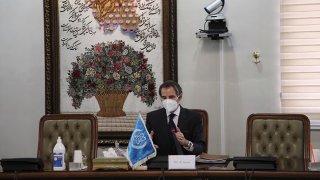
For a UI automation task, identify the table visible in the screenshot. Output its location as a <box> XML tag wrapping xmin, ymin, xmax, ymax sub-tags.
<box><xmin>1</xmin><ymin>169</ymin><xmax>320</xmax><ymax>180</ymax></box>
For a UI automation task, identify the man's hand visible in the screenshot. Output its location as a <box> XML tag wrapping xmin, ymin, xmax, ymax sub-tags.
<box><xmin>175</xmin><ymin>127</ymin><xmax>189</xmax><ymax>146</ymax></box>
<box><xmin>150</xmin><ymin>130</ymin><xmax>159</xmax><ymax>149</ymax></box>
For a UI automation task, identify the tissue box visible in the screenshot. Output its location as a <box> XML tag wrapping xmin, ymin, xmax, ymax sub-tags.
<box><xmin>309</xmin><ymin>162</ymin><xmax>320</xmax><ymax>171</ymax></box>
<box><xmin>92</xmin><ymin>157</ymin><xmax>129</xmax><ymax>171</ymax></box>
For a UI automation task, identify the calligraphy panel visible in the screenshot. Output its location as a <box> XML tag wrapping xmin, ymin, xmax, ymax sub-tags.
<box><xmin>44</xmin><ymin>0</ymin><xmax>177</xmax><ymax>114</ymax></box>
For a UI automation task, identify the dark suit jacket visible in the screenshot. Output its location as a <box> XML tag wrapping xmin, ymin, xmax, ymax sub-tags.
<box><xmin>146</xmin><ymin>106</ymin><xmax>205</xmax><ymax>155</ymax></box>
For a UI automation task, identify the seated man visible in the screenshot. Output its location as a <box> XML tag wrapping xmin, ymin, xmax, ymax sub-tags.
<box><xmin>146</xmin><ymin>80</ymin><xmax>205</xmax><ymax>155</ymax></box>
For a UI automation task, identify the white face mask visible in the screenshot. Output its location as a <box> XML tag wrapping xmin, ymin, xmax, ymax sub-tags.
<box><xmin>162</xmin><ymin>99</ymin><xmax>178</xmax><ymax>113</ymax></box>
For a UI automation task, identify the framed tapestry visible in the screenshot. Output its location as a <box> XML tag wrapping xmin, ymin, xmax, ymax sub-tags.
<box><xmin>44</xmin><ymin>0</ymin><xmax>177</xmax><ymax>115</ymax></box>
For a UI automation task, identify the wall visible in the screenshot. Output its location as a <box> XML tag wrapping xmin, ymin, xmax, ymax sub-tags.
<box><xmin>3</xmin><ymin>0</ymin><xmax>317</xmax><ymax>159</ymax></box>
<box><xmin>178</xmin><ymin>0</ymin><xmax>280</xmax><ymax>155</ymax></box>
<box><xmin>0</xmin><ymin>0</ymin><xmax>44</xmax><ymax>158</ymax></box>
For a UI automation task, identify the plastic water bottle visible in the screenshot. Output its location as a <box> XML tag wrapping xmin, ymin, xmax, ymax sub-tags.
<box><xmin>53</xmin><ymin>136</ymin><xmax>66</xmax><ymax>171</ymax></box>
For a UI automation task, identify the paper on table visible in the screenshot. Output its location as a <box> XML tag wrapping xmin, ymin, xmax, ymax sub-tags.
<box><xmin>196</xmin><ymin>153</ymin><xmax>229</xmax><ymax>164</ymax></box>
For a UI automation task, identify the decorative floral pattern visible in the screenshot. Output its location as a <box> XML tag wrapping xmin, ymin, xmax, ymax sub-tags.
<box><xmin>67</xmin><ymin>40</ymin><xmax>156</xmax><ymax>109</ymax></box>
<box><xmin>86</xmin><ymin>0</ymin><xmax>141</xmax><ymax>32</ymax></box>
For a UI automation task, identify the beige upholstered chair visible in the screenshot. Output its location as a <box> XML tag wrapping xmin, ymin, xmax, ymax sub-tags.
<box><xmin>191</xmin><ymin>109</ymin><xmax>209</xmax><ymax>153</ymax></box>
<box><xmin>246</xmin><ymin>113</ymin><xmax>310</xmax><ymax>171</ymax></box>
<box><xmin>37</xmin><ymin>114</ymin><xmax>97</xmax><ymax>171</ymax></box>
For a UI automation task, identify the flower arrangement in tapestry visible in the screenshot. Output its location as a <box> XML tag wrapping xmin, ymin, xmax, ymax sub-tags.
<box><xmin>67</xmin><ymin>40</ymin><xmax>157</xmax><ymax>110</ymax></box>
<box><xmin>86</xmin><ymin>0</ymin><xmax>141</xmax><ymax>32</ymax></box>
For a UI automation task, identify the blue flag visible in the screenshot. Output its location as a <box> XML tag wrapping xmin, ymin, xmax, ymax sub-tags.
<box><xmin>127</xmin><ymin>114</ymin><xmax>156</xmax><ymax>169</ymax></box>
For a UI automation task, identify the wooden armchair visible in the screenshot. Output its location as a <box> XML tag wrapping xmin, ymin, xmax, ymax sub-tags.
<box><xmin>37</xmin><ymin>114</ymin><xmax>97</xmax><ymax>171</ymax></box>
<box><xmin>191</xmin><ymin>109</ymin><xmax>208</xmax><ymax>153</ymax></box>
<box><xmin>246</xmin><ymin>113</ymin><xmax>310</xmax><ymax>171</ymax></box>
<box><xmin>97</xmin><ymin>109</ymin><xmax>209</xmax><ymax>153</ymax></box>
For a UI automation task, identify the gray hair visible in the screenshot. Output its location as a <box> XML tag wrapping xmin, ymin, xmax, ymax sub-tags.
<box><xmin>158</xmin><ymin>80</ymin><xmax>183</xmax><ymax>97</ymax></box>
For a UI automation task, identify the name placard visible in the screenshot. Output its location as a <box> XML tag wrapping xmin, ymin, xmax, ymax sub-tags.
<box><xmin>168</xmin><ymin>155</ymin><xmax>195</xmax><ymax>170</ymax></box>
